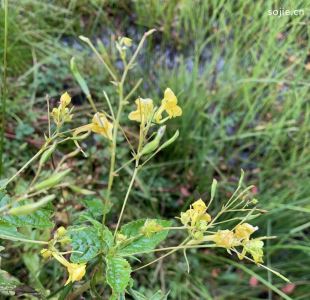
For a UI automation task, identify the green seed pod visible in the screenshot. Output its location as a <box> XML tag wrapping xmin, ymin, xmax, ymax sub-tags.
<box><xmin>8</xmin><ymin>195</ymin><xmax>55</xmax><ymax>216</ymax></box>
<box><xmin>157</xmin><ymin>130</ymin><xmax>179</xmax><ymax>152</ymax></box>
<box><xmin>139</xmin><ymin>126</ymin><xmax>166</xmax><ymax>157</ymax></box>
<box><xmin>68</xmin><ymin>185</ymin><xmax>95</xmax><ymax>195</ymax></box>
<box><xmin>32</xmin><ymin>169</ymin><xmax>71</xmax><ymax>191</ymax></box>
<box><xmin>39</xmin><ymin>143</ymin><xmax>57</xmax><ymax>167</ymax></box>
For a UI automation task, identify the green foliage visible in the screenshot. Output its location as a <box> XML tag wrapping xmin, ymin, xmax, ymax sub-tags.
<box><xmin>1</xmin><ymin>0</ymin><xmax>309</xmax><ymax>299</ymax></box>
<box><xmin>106</xmin><ymin>256</ymin><xmax>132</xmax><ymax>295</ymax></box>
<box><xmin>118</xmin><ymin>219</ymin><xmax>171</xmax><ymax>256</ymax></box>
<box><xmin>0</xmin><ymin>270</ymin><xmax>20</xmax><ymax>296</ymax></box>
<box><xmin>0</xmin><ymin>192</ymin><xmax>53</xmax><ymax>228</ymax></box>
<box><xmin>68</xmin><ymin>225</ymin><xmax>105</xmax><ymax>263</ymax></box>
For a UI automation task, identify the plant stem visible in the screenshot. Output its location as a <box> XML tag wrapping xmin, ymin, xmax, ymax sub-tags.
<box><xmin>113</xmin><ymin>164</ymin><xmax>139</xmax><ymax>238</ymax></box>
<box><xmin>0</xmin><ymin>0</ymin><xmax>8</xmax><ymax>176</ymax></box>
<box><xmin>102</xmin><ymin>29</ymin><xmax>156</xmax><ymax>225</ymax></box>
<box><xmin>133</xmin><ymin>237</ymin><xmax>190</xmax><ymax>272</ymax></box>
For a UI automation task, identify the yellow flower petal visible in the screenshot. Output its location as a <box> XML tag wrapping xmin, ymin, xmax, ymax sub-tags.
<box><xmin>164</xmin><ymin>88</ymin><xmax>177</xmax><ymax>104</ymax></box>
<box><xmin>128</xmin><ymin>98</ymin><xmax>154</xmax><ymax>123</ymax></box>
<box><xmin>91</xmin><ymin>112</ymin><xmax>113</xmax><ymax>140</ymax></box>
<box><xmin>65</xmin><ymin>263</ymin><xmax>86</xmax><ymax>285</ymax></box>
<box><xmin>235</xmin><ymin>223</ymin><xmax>258</xmax><ymax>240</ymax></box>
<box><xmin>212</xmin><ymin>230</ymin><xmax>237</xmax><ymax>249</ymax></box>
<box><xmin>192</xmin><ymin>199</ymin><xmax>207</xmax><ymax>214</ymax></box>
<box><xmin>60</xmin><ymin>92</ymin><xmax>71</xmax><ymax>108</ymax></box>
<box><xmin>161</xmin><ymin>88</ymin><xmax>182</xmax><ymax>119</ymax></box>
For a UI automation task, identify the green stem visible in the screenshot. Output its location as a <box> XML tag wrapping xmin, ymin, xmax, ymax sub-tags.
<box><xmin>102</xmin><ymin>29</ymin><xmax>156</xmax><ymax>225</ymax></box>
<box><xmin>113</xmin><ymin>164</ymin><xmax>139</xmax><ymax>238</ymax></box>
<box><xmin>133</xmin><ymin>237</ymin><xmax>190</xmax><ymax>272</ymax></box>
<box><xmin>0</xmin><ymin>0</ymin><xmax>8</xmax><ymax>176</ymax></box>
<box><xmin>3</xmin><ymin>146</ymin><xmax>47</xmax><ymax>188</ymax></box>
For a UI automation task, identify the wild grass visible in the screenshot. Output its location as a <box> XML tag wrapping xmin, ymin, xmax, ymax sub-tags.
<box><xmin>1</xmin><ymin>0</ymin><xmax>309</xmax><ymax>299</ymax></box>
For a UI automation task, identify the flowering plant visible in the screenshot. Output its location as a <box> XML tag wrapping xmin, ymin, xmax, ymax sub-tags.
<box><xmin>0</xmin><ymin>30</ymin><xmax>288</xmax><ymax>299</ymax></box>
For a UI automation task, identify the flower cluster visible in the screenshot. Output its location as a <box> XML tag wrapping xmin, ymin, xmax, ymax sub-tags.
<box><xmin>180</xmin><ymin>199</ymin><xmax>212</xmax><ymax>240</ymax></box>
<box><xmin>128</xmin><ymin>88</ymin><xmax>182</xmax><ymax>124</ymax></box>
<box><xmin>40</xmin><ymin>227</ymin><xmax>86</xmax><ymax>285</ymax></box>
<box><xmin>211</xmin><ymin>224</ymin><xmax>264</xmax><ymax>264</ymax></box>
<box><xmin>51</xmin><ymin>92</ymin><xmax>73</xmax><ymax>126</ymax></box>
<box><xmin>179</xmin><ymin>198</ymin><xmax>264</xmax><ymax>264</ymax></box>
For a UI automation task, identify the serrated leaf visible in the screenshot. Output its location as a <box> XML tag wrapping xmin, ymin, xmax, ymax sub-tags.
<box><xmin>0</xmin><ymin>193</ymin><xmax>53</xmax><ymax>228</ymax></box>
<box><xmin>68</xmin><ymin>226</ymin><xmax>101</xmax><ymax>263</ymax></box>
<box><xmin>68</xmin><ymin>224</ymin><xmax>113</xmax><ymax>263</ymax></box>
<box><xmin>106</xmin><ymin>256</ymin><xmax>131</xmax><ymax>295</ymax></box>
<box><xmin>118</xmin><ymin>219</ymin><xmax>171</xmax><ymax>256</ymax></box>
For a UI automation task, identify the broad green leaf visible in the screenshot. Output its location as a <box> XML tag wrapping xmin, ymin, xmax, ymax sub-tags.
<box><xmin>0</xmin><ymin>193</ymin><xmax>53</xmax><ymax>228</ymax></box>
<box><xmin>118</xmin><ymin>219</ymin><xmax>171</xmax><ymax>256</ymax></box>
<box><xmin>68</xmin><ymin>225</ymin><xmax>101</xmax><ymax>263</ymax></box>
<box><xmin>68</xmin><ymin>225</ymin><xmax>113</xmax><ymax>263</ymax></box>
<box><xmin>106</xmin><ymin>256</ymin><xmax>131</xmax><ymax>295</ymax></box>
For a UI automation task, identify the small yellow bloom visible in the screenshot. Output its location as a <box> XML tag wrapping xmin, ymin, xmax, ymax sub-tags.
<box><xmin>91</xmin><ymin>112</ymin><xmax>113</xmax><ymax>140</ymax></box>
<box><xmin>52</xmin><ymin>251</ymin><xmax>86</xmax><ymax>285</ymax></box>
<box><xmin>212</xmin><ymin>230</ymin><xmax>237</xmax><ymax>249</ymax></box>
<box><xmin>40</xmin><ymin>248</ymin><xmax>52</xmax><ymax>259</ymax></box>
<box><xmin>235</xmin><ymin>223</ymin><xmax>258</xmax><ymax>241</ymax></box>
<box><xmin>192</xmin><ymin>199</ymin><xmax>207</xmax><ymax>214</ymax></box>
<box><xmin>55</xmin><ymin>226</ymin><xmax>67</xmax><ymax>238</ymax></box>
<box><xmin>74</xmin><ymin>112</ymin><xmax>113</xmax><ymax>141</ymax></box>
<box><xmin>51</xmin><ymin>92</ymin><xmax>73</xmax><ymax>125</ymax></box>
<box><xmin>65</xmin><ymin>263</ymin><xmax>86</xmax><ymax>285</ymax></box>
<box><xmin>128</xmin><ymin>98</ymin><xmax>154</xmax><ymax>123</ymax></box>
<box><xmin>140</xmin><ymin>219</ymin><xmax>163</xmax><ymax>237</ymax></box>
<box><xmin>122</xmin><ymin>37</ymin><xmax>132</xmax><ymax>47</ymax></box>
<box><xmin>155</xmin><ymin>88</ymin><xmax>182</xmax><ymax>122</ymax></box>
<box><xmin>60</xmin><ymin>92</ymin><xmax>71</xmax><ymax>108</ymax></box>
<box><xmin>238</xmin><ymin>239</ymin><xmax>264</xmax><ymax>264</ymax></box>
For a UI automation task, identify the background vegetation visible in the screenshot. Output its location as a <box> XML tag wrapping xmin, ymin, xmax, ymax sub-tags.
<box><xmin>1</xmin><ymin>0</ymin><xmax>309</xmax><ymax>299</ymax></box>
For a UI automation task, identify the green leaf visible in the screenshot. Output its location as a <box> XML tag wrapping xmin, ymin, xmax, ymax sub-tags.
<box><xmin>0</xmin><ymin>222</ymin><xmax>37</xmax><ymax>243</ymax></box>
<box><xmin>117</xmin><ymin>219</ymin><xmax>171</xmax><ymax>256</ymax></box>
<box><xmin>68</xmin><ymin>224</ymin><xmax>113</xmax><ymax>263</ymax></box>
<box><xmin>106</xmin><ymin>256</ymin><xmax>131</xmax><ymax>295</ymax></box>
<box><xmin>68</xmin><ymin>225</ymin><xmax>101</xmax><ymax>263</ymax></box>
<box><xmin>0</xmin><ymin>270</ymin><xmax>20</xmax><ymax>296</ymax></box>
<box><xmin>80</xmin><ymin>197</ymin><xmax>105</xmax><ymax>218</ymax></box>
<box><xmin>0</xmin><ymin>192</ymin><xmax>53</xmax><ymax>228</ymax></box>
<box><xmin>70</xmin><ymin>57</ymin><xmax>91</xmax><ymax>98</ymax></box>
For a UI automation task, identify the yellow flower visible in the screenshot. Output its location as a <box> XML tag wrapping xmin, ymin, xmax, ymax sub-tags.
<box><xmin>192</xmin><ymin>199</ymin><xmax>207</xmax><ymax>214</ymax></box>
<box><xmin>52</xmin><ymin>252</ymin><xmax>86</xmax><ymax>285</ymax></box>
<box><xmin>40</xmin><ymin>248</ymin><xmax>52</xmax><ymax>259</ymax></box>
<box><xmin>65</xmin><ymin>263</ymin><xmax>86</xmax><ymax>285</ymax></box>
<box><xmin>74</xmin><ymin>112</ymin><xmax>113</xmax><ymax>141</ymax></box>
<box><xmin>91</xmin><ymin>112</ymin><xmax>113</xmax><ymax>140</ymax></box>
<box><xmin>51</xmin><ymin>92</ymin><xmax>73</xmax><ymax>125</ymax></box>
<box><xmin>155</xmin><ymin>88</ymin><xmax>182</xmax><ymax>122</ymax></box>
<box><xmin>234</xmin><ymin>223</ymin><xmax>258</xmax><ymax>241</ymax></box>
<box><xmin>238</xmin><ymin>239</ymin><xmax>264</xmax><ymax>264</ymax></box>
<box><xmin>55</xmin><ymin>226</ymin><xmax>67</xmax><ymax>238</ymax></box>
<box><xmin>140</xmin><ymin>219</ymin><xmax>163</xmax><ymax>237</ymax></box>
<box><xmin>122</xmin><ymin>37</ymin><xmax>132</xmax><ymax>47</ymax></box>
<box><xmin>128</xmin><ymin>98</ymin><xmax>154</xmax><ymax>123</ymax></box>
<box><xmin>212</xmin><ymin>230</ymin><xmax>237</xmax><ymax>249</ymax></box>
<box><xmin>60</xmin><ymin>92</ymin><xmax>71</xmax><ymax>108</ymax></box>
